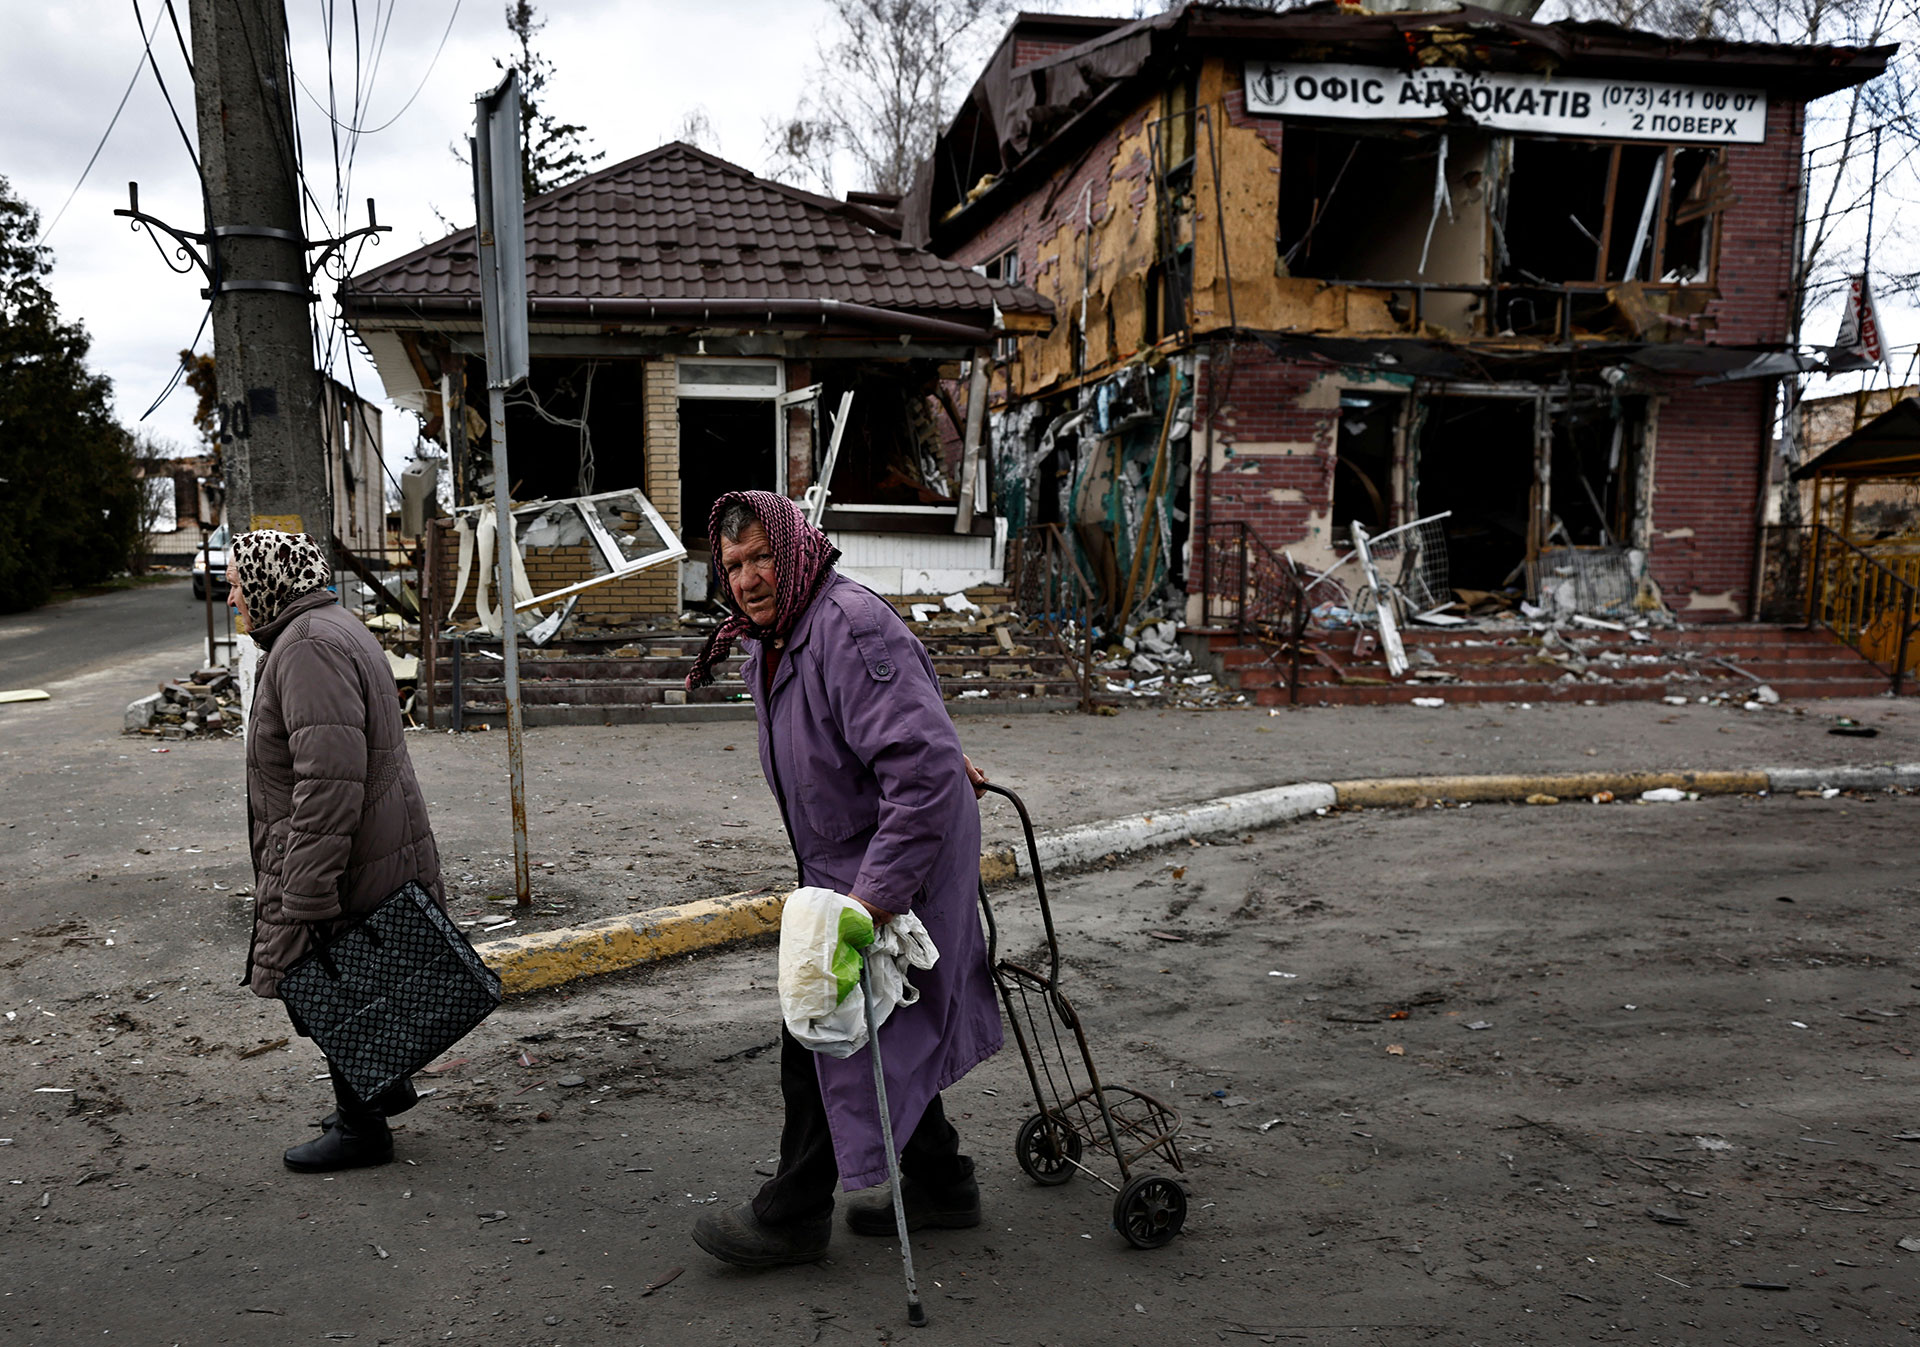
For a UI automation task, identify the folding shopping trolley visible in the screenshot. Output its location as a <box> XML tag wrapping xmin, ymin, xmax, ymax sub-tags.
<box><xmin>976</xmin><ymin>784</ymin><xmax>1187</xmax><ymax>1248</ymax></box>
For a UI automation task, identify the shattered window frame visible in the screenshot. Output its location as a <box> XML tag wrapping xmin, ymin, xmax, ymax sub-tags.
<box><xmin>484</xmin><ymin>487</ymin><xmax>688</xmax><ymax>613</ymax></box>
<box><xmin>1502</xmin><ymin>137</ymin><xmax>1725</xmax><ymax>289</ymax></box>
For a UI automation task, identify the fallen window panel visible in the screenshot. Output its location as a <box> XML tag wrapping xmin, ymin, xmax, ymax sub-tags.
<box><xmin>454</xmin><ymin>487</ymin><xmax>686</xmax><ymax>617</ymax></box>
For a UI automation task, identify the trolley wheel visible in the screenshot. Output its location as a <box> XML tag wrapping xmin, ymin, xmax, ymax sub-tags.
<box><xmin>1113</xmin><ymin>1173</ymin><xmax>1186</xmax><ymax>1249</ymax></box>
<box><xmin>1015</xmin><ymin>1112</ymin><xmax>1082</xmax><ymax>1186</ymax></box>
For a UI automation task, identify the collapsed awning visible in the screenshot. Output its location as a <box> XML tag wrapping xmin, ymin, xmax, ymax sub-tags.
<box><xmin>1792</xmin><ymin>397</ymin><xmax>1920</xmax><ymax>481</ymax></box>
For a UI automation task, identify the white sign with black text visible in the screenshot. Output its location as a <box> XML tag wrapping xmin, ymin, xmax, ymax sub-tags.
<box><xmin>1244</xmin><ymin>61</ymin><xmax>1767</xmax><ymax>144</ymax></box>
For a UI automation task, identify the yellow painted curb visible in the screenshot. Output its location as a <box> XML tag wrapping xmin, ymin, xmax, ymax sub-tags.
<box><xmin>1333</xmin><ymin>769</ymin><xmax>1769</xmax><ymax>808</ymax></box>
<box><xmin>478</xmin><ymin>889</ymin><xmax>785</xmax><ymax>996</ymax></box>
<box><xmin>482</xmin><ymin>766</ymin><xmax>1793</xmax><ymax>996</ymax></box>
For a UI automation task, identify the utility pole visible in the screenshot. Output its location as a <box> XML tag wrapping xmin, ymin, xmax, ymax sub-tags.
<box><xmin>188</xmin><ymin>0</ymin><xmax>333</xmax><ymax>547</ymax></box>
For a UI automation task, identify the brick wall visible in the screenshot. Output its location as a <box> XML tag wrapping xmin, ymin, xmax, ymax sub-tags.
<box><xmin>1192</xmin><ymin>343</ymin><xmax>1341</xmax><ymax>556</ymax></box>
<box><xmin>1013</xmin><ymin>38</ymin><xmax>1080</xmax><ymax>66</ymax></box>
<box><xmin>1698</xmin><ymin>99</ymin><xmax>1802</xmax><ymax>346</ymax></box>
<box><xmin>1644</xmin><ymin>376</ymin><xmax>1768</xmax><ymax>617</ymax></box>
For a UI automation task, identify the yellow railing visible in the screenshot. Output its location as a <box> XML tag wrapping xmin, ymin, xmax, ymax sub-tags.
<box><xmin>1807</xmin><ymin>525</ymin><xmax>1920</xmax><ymax>692</ymax></box>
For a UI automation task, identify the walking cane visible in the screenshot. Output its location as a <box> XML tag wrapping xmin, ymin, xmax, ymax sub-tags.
<box><xmin>859</xmin><ymin>959</ymin><xmax>927</xmax><ymax>1328</ymax></box>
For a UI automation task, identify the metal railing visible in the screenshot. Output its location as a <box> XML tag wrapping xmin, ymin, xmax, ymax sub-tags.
<box><xmin>1008</xmin><ymin>524</ymin><xmax>1098</xmax><ymax>712</ymax></box>
<box><xmin>1201</xmin><ymin>521</ymin><xmax>1311</xmax><ymax>705</ymax></box>
<box><xmin>1805</xmin><ymin>523</ymin><xmax>1920</xmax><ymax>694</ymax></box>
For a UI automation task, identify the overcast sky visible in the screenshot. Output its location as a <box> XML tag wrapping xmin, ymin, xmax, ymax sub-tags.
<box><xmin>1</xmin><ymin>0</ymin><xmax>1906</xmax><ymax>489</ymax></box>
<box><xmin>0</xmin><ymin>0</ymin><xmax>1141</xmax><ymax>472</ymax></box>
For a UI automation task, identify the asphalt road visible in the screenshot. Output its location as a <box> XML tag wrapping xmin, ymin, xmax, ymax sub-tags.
<box><xmin>2</xmin><ymin>789</ymin><xmax>1915</xmax><ymax>1346</ymax></box>
<box><xmin>0</xmin><ymin>579</ymin><xmax>212</xmax><ymax>692</ymax></box>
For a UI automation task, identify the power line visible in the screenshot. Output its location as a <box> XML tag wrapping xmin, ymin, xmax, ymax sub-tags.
<box><xmin>33</xmin><ymin>1</ymin><xmax>169</xmax><ymax>244</ymax></box>
<box><xmin>130</xmin><ymin>0</ymin><xmax>202</xmax><ymax>176</ymax></box>
<box><xmin>289</xmin><ymin>0</ymin><xmax>462</xmax><ymax>137</ymax></box>
<box><xmin>138</xmin><ymin>303</ymin><xmax>213</xmax><ymax>422</ymax></box>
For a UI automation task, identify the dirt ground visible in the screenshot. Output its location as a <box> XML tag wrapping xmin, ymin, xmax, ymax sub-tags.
<box><xmin>4</xmin><ymin>783</ymin><xmax>1917</xmax><ymax>1346</ymax></box>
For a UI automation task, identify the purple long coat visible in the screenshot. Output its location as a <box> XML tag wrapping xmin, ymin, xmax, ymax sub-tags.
<box><xmin>741</xmin><ymin>572</ymin><xmax>1003</xmax><ymax>1190</ymax></box>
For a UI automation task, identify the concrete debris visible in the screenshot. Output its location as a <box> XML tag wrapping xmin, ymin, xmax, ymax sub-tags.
<box><xmin>125</xmin><ymin>669</ymin><xmax>240</xmax><ymax>739</ymax></box>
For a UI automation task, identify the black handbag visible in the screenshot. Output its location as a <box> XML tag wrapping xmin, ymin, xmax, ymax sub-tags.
<box><xmin>278</xmin><ymin>880</ymin><xmax>502</xmax><ymax>1104</ymax></box>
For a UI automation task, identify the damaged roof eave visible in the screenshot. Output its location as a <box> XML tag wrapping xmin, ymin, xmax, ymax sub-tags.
<box><xmin>339</xmin><ymin>294</ymin><xmax>1044</xmax><ymax>346</ymax></box>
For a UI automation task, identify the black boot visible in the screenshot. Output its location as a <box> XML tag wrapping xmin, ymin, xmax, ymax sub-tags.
<box><xmin>846</xmin><ymin>1163</ymin><xmax>981</xmax><ymax>1236</ymax></box>
<box><xmin>314</xmin><ymin>1077</ymin><xmax>417</xmax><ymax>1131</ymax></box>
<box><xmin>286</xmin><ymin>1071</ymin><xmax>393</xmax><ymax>1172</ymax></box>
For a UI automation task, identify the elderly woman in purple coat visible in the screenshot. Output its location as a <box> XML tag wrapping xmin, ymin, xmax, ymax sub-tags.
<box><xmin>685</xmin><ymin>490</ymin><xmax>1002</xmax><ymax>1268</ymax></box>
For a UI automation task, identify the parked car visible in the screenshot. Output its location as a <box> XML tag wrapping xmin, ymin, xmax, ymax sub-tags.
<box><xmin>190</xmin><ymin>524</ymin><xmax>230</xmax><ymax>601</ymax></box>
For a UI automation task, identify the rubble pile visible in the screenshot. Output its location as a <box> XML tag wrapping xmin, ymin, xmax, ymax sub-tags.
<box><xmin>902</xmin><ymin>591</ymin><xmax>1085</xmax><ymax>703</ymax></box>
<box><xmin>125</xmin><ymin>668</ymin><xmax>240</xmax><ymax>739</ymax></box>
<box><xmin>1100</xmin><ymin>620</ymin><xmax>1240</xmax><ymax>707</ymax></box>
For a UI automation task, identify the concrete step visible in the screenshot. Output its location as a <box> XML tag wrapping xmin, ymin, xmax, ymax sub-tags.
<box><xmin>1199</xmin><ymin>620</ymin><xmax>1900</xmax><ymax>706</ymax></box>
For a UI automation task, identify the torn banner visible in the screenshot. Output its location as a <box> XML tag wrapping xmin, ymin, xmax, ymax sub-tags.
<box><xmin>1829</xmin><ymin>274</ymin><xmax>1889</xmax><ymax>373</ymax></box>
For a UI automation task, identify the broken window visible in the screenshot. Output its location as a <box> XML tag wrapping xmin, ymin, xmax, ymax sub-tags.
<box><xmin>1151</xmin><ymin>76</ymin><xmax>1201</xmax><ymax>341</ymax></box>
<box><xmin>1501</xmin><ymin>140</ymin><xmax>1724</xmax><ymax>287</ymax></box>
<box><xmin>1333</xmin><ymin>391</ymin><xmax>1402</xmax><ymax>543</ymax></box>
<box><xmin>1550</xmin><ymin>396</ymin><xmax>1646</xmax><ymax>550</ymax></box>
<box><xmin>982</xmin><ymin>248</ymin><xmax>1022</xmax><ymax>362</ymax></box>
<box><xmin>499</xmin><ymin>359</ymin><xmax>648</xmax><ymax>502</ymax></box>
<box><xmin>1277</xmin><ymin>124</ymin><xmax>1491</xmax><ymax>330</ymax></box>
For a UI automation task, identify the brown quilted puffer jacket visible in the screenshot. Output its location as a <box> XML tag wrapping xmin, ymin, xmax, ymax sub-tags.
<box><xmin>242</xmin><ymin>589</ymin><xmax>443</xmax><ymax>997</ymax></box>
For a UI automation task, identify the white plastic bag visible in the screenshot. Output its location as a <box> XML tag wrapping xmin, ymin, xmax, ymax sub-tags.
<box><xmin>777</xmin><ymin>887</ymin><xmax>938</xmax><ymax>1058</ymax></box>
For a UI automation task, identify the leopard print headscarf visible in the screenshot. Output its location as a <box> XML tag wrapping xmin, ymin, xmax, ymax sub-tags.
<box><xmin>230</xmin><ymin>530</ymin><xmax>331</xmax><ymax>630</ymax></box>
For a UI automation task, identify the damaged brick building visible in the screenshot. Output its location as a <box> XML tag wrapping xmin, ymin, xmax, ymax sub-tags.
<box><xmin>907</xmin><ymin>4</ymin><xmax>1892</xmax><ymax>627</ymax></box>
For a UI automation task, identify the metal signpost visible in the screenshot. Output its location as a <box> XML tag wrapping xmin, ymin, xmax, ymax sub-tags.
<box><xmin>473</xmin><ymin>72</ymin><xmax>534</xmax><ymax>907</ymax></box>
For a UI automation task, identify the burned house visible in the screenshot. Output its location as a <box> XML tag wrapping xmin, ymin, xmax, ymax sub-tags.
<box><xmin>339</xmin><ymin>142</ymin><xmax>1049</xmax><ymax>627</ymax></box>
<box><xmin>908</xmin><ymin>5</ymin><xmax>1890</xmax><ymax>627</ymax></box>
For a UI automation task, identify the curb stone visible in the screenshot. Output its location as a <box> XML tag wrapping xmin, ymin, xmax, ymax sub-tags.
<box><xmin>475</xmin><ymin>761</ymin><xmax>1920</xmax><ymax>994</ymax></box>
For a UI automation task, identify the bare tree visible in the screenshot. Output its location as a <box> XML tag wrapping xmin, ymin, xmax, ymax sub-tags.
<box><xmin>675</xmin><ymin>107</ymin><xmax>719</xmax><ymax>154</ymax></box>
<box><xmin>764</xmin><ymin>0</ymin><xmax>1011</xmax><ymax>197</ymax></box>
<box><xmin>498</xmin><ymin>1</ymin><xmax>604</xmax><ymax>198</ymax></box>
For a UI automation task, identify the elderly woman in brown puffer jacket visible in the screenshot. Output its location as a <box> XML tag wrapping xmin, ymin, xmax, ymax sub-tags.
<box><xmin>228</xmin><ymin>530</ymin><xmax>444</xmax><ymax>1173</ymax></box>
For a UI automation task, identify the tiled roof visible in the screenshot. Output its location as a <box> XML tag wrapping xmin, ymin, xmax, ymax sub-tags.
<box><xmin>344</xmin><ymin>142</ymin><xmax>1048</xmax><ymax>320</ymax></box>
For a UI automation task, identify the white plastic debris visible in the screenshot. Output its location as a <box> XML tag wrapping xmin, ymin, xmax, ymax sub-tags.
<box><xmin>942</xmin><ymin>592</ymin><xmax>981</xmax><ymax>614</ymax></box>
<box><xmin>1662</xmin><ymin>695</ymin><xmax>1689</xmax><ymax>706</ymax></box>
<box><xmin>1752</xmin><ymin>684</ymin><xmax>1780</xmax><ymax>704</ymax></box>
<box><xmin>909</xmin><ymin>604</ymin><xmax>940</xmax><ymax>624</ymax></box>
<box><xmin>1411</xmin><ymin>696</ymin><xmax>1446</xmax><ymax>708</ymax></box>
<box><xmin>1640</xmin><ymin>787</ymin><xmax>1687</xmax><ymax>803</ymax></box>
<box><xmin>957</xmin><ymin>689</ymin><xmax>990</xmax><ymax>699</ymax></box>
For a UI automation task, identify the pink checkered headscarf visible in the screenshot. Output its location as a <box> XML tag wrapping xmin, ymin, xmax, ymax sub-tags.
<box><xmin>685</xmin><ymin>490</ymin><xmax>841</xmax><ymax>690</ymax></box>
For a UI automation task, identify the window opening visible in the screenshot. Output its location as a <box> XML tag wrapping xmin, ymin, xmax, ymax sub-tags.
<box><xmin>1549</xmin><ymin>396</ymin><xmax>1644</xmax><ymax>550</ymax></box>
<box><xmin>1414</xmin><ymin>396</ymin><xmax>1538</xmax><ymax>593</ymax></box>
<box><xmin>1277</xmin><ymin>124</ymin><xmax>1490</xmax><ymax>331</ymax></box>
<box><xmin>679</xmin><ymin>399</ymin><xmax>778</xmax><ymax>547</ymax></box>
<box><xmin>1501</xmin><ymin>140</ymin><xmax>1723</xmax><ymax>287</ymax></box>
<box><xmin>1333</xmin><ymin>391</ymin><xmax>1402</xmax><ymax>543</ymax></box>
<box><xmin>982</xmin><ymin>249</ymin><xmax>1022</xmax><ymax>362</ymax></box>
<box><xmin>495</xmin><ymin>358</ymin><xmax>646</xmax><ymax>502</ymax></box>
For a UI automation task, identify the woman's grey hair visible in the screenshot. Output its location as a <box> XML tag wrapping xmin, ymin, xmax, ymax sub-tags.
<box><xmin>716</xmin><ymin>501</ymin><xmax>758</xmax><ymax>543</ymax></box>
